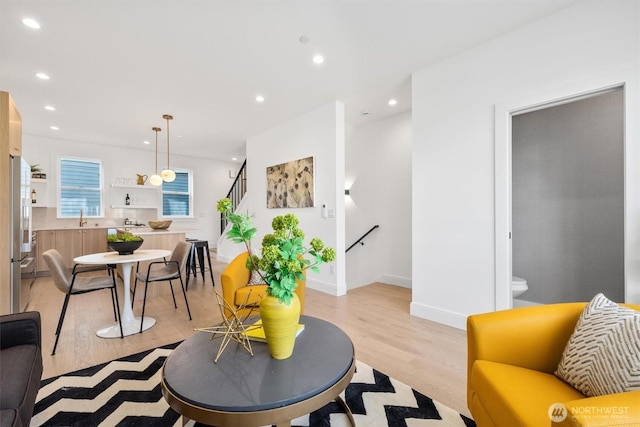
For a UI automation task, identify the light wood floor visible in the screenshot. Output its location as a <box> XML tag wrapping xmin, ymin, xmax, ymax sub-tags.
<box><xmin>28</xmin><ymin>254</ymin><xmax>471</xmax><ymax>418</ymax></box>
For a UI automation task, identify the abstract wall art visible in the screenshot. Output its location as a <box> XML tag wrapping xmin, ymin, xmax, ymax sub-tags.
<box><xmin>266</xmin><ymin>156</ymin><xmax>314</xmax><ymax>208</ymax></box>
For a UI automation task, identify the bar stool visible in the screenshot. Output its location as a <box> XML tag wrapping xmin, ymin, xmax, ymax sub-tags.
<box><xmin>185</xmin><ymin>238</ymin><xmax>215</xmax><ymax>289</ymax></box>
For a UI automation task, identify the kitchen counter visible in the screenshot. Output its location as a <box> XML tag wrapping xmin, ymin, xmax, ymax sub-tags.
<box><xmin>35</xmin><ymin>226</ymin><xmax>195</xmax><ymax>234</ymax></box>
<box><xmin>117</xmin><ymin>227</ymin><xmax>195</xmax><ymax>235</ymax></box>
<box><xmin>35</xmin><ymin>225</ymin><xmax>114</xmax><ymax>231</ymax></box>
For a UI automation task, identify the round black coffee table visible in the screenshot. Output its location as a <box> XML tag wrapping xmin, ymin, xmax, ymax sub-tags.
<box><xmin>161</xmin><ymin>315</ymin><xmax>355</xmax><ymax>427</ymax></box>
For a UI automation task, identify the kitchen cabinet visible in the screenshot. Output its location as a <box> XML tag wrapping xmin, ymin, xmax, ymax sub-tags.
<box><xmin>82</xmin><ymin>229</ymin><xmax>107</xmax><ymax>254</ymax></box>
<box><xmin>36</xmin><ymin>230</ymin><xmax>56</xmax><ymax>273</ymax></box>
<box><xmin>36</xmin><ymin>228</ymin><xmax>108</xmax><ymax>273</ymax></box>
<box><xmin>55</xmin><ymin>230</ymin><xmax>84</xmax><ymax>267</ymax></box>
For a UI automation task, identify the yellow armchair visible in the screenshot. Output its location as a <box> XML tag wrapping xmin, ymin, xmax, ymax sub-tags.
<box><xmin>467</xmin><ymin>302</ymin><xmax>640</xmax><ymax>427</ymax></box>
<box><xmin>220</xmin><ymin>252</ymin><xmax>306</xmax><ymax>318</ymax></box>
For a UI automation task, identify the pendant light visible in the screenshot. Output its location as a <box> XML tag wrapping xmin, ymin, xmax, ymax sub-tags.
<box><xmin>161</xmin><ymin>114</ymin><xmax>176</xmax><ymax>182</ymax></box>
<box><xmin>149</xmin><ymin>127</ymin><xmax>163</xmax><ymax>186</ymax></box>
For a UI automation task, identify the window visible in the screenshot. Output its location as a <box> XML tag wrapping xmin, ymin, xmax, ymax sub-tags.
<box><xmin>59</xmin><ymin>157</ymin><xmax>103</xmax><ymax>217</ymax></box>
<box><xmin>162</xmin><ymin>170</ymin><xmax>192</xmax><ymax>217</ymax></box>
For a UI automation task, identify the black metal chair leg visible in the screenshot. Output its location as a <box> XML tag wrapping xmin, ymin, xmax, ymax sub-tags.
<box><xmin>52</xmin><ymin>294</ymin><xmax>71</xmax><ymax>355</ymax></box>
<box><xmin>191</xmin><ymin>247</ymin><xmax>197</xmax><ymax>276</ymax></box>
<box><xmin>185</xmin><ymin>262</ymin><xmax>191</xmax><ymax>290</ymax></box>
<box><xmin>168</xmin><ymin>280</ymin><xmax>177</xmax><ymax>308</ymax></box>
<box><xmin>179</xmin><ymin>274</ymin><xmax>192</xmax><ymax>320</ymax></box>
<box><xmin>110</xmin><ymin>286</ymin><xmax>118</xmax><ymax>322</ymax></box>
<box><xmin>185</xmin><ymin>243</ymin><xmax>195</xmax><ymax>290</ymax></box>
<box><xmin>110</xmin><ymin>274</ymin><xmax>124</xmax><ymax>339</ymax></box>
<box><xmin>132</xmin><ymin>262</ymin><xmax>140</xmax><ymax>302</ymax></box>
<box><xmin>206</xmin><ymin>247</ymin><xmax>215</xmax><ymax>287</ymax></box>
<box><xmin>140</xmin><ymin>281</ymin><xmax>150</xmax><ymax>334</ymax></box>
<box><xmin>197</xmin><ymin>247</ymin><xmax>205</xmax><ymax>281</ymax></box>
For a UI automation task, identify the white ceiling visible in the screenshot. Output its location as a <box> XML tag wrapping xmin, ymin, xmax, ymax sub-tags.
<box><xmin>1</xmin><ymin>0</ymin><xmax>576</xmax><ymax>161</ymax></box>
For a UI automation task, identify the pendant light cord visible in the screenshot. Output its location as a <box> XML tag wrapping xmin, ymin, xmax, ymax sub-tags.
<box><xmin>163</xmin><ymin>114</ymin><xmax>173</xmax><ymax>170</ymax></box>
<box><xmin>152</xmin><ymin>127</ymin><xmax>161</xmax><ymax>174</ymax></box>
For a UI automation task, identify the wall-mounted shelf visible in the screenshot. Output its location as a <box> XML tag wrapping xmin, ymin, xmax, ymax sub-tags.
<box><xmin>110</xmin><ymin>183</ymin><xmax>160</xmax><ymax>209</ymax></box>
<box><xmin>110</xmin><ymin>184</ymin><xmax>159</xmax><ymax>191</ymax></box>
<box><xmin>31</xmin><ymin>178</ymin><xmax>47</xmax><ymax>183</ymax></box>
<box><xmin>110</xmin><ymin>205</ymin><xmax>158</xmax><ymax>209</ymax></box>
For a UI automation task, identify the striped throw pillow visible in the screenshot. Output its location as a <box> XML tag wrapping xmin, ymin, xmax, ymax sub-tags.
<box><xmin>555</xmin><ymin>293</ymin><xmax>640</xmax><ymax>397</ymax></box>
<box><xmin>248</xmin><ymin>269</ymin><xmax>265</xmax><ymax>285</ymax></box>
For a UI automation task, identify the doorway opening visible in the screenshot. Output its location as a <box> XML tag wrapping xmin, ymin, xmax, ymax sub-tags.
<box><xmin>511</xmin><ymin>87</ymin><xmax>624</xmax><ymax>306</ymax></box>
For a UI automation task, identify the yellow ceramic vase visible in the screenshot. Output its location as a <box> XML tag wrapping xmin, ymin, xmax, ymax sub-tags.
<box><xmin>259</xmin><ymin>292</ymin><xmax>301</xmax><ymax>360</ymax></box>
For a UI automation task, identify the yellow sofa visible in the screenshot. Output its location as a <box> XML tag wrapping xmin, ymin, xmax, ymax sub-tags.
<box><xmin>467</xmin><ymin>302</ymin><xmax>640</xmax><ymax>427</ymax></box>
<box><xmin>220</xmin><ymin>252</ymin><xmax>306</xmax><ymax>318</ymax></box>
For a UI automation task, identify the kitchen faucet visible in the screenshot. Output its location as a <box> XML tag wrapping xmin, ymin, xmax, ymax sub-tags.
<box><xmin>79</xmin><ymin>209</ymin><xmax>87</xmax><ymax>227</ymax></box>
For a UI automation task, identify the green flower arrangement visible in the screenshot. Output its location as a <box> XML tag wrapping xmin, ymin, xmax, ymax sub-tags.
<box><xmin>217</xmin><ymin>198</ymin><xmax>336</xmax><ymax>305</ymax></box>
<box><xmin>107</xmin><ymin>233</ymin><xmax>143</xmax><ymax>243</ymax></box>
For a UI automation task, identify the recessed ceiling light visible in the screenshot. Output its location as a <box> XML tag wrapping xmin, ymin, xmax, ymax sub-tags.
<box><xmin>44</xmin><ymin>105</ymin><xmax>55</xmax><ymax>111</ymax></box>
<box><xmin>299</xmin><ymin>35</ymin><xmax>310</xmax><ymax>44</ymax></box>
<box><xmin>232</xmin><ymin>157</ymin><xmax>237</xmax><ymax>161</ymax></box>
<box><xmin>22</xmin><ymin>18</ymin><xmax>40</xmax><ymax>29</ymax></box>
<box><xmin>36</xmin><ymin>72</ymin><xmax>50</xmax><ymax>80</ymax></box>
<box><xmin>50</xmin><ymin>126</ymin><xmax>59</xmax><ymax>130</ymax></box>
<box><xmin>388</xmin><ymin>99</ymin><xmax>397</xmax><ymax>106</ymax></box>
<box><xmin>255</xmin><ymin>95</ymin><xmax>265</xmax><ymax>103</ymax></box>
<box><xmin>312</xmin><ymin>55</ymin><xmax>324</xmax><ymax>65</ymax></box>
<box><xmin>143</xmin><ymin>140</ymin><xmax>150</xmax><ymax>145</ymax></box>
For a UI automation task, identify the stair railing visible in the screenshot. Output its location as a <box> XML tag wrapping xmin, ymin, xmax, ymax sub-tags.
<box><xmin>346</xmin><ymin>225</ymin><xmax>379</xmax><ymax>253</ymax></box>
<box><xmin>220</xmin><ymin>159</ymin><xmax>247</xmax><ymax>234</ymax></box>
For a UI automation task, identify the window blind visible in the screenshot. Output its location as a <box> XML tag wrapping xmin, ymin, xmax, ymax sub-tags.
<box><xmin>59</xmin><ymin>158</ymin><xmax>103</xmax><ymax>217</ymax></box>
<box><xmin>162</xmin><ymin>171</ymin><xmax>191</xmax><ymax>217</ymax></box>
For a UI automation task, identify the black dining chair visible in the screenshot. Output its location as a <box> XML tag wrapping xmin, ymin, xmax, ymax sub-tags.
<box><xmin>43</xmin><ymin>249</ymin><xmax>123</xmax><ymax>355</ymax></box>
<box><xmin>132</xmin><ymin>241</ymin><xmax>192</xmax><ymax>333</ymax></box>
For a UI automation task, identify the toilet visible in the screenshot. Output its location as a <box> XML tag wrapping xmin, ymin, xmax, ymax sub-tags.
<box><xmin>512</xmin><ymin>276</ymin><xmax>528</xmax><ymax>298</ymax></box>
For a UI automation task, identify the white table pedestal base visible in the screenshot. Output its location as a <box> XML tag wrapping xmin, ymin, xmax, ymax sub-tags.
<box><xmin>73</xmin><ymin>250</ymin><xmax>171</xmax><ymax>339</ymax></box>
<box><xmin>96</xmin><ymin>317</ymin><xmax>156</xmax><ymax>338</ymax></box>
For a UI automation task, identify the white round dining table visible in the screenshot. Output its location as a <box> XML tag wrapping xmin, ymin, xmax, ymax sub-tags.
<box><xmin>74</xmin><ymin>249</ymin><xmax>172</xmax><ymax>338</ymax></box>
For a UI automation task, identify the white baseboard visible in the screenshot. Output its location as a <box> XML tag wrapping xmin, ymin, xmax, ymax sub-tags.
<box><xmin>375</xmin><ymin>274</ymin><xmax>412</xmax><ymax>289</ymax></box>
<box><xmin>410</xmin><ymin>301</ymin><xmax>468</xmax><ymax>330</ymax></box>
<box><xmin>216</xmin><ymin>254</ymin><xmax>233</xmax><ymax>263</ymax></box>
<box><xmin>306</xmin><ymin>278</ymin><xmax>346</xmax><ymax>296</ymax></box>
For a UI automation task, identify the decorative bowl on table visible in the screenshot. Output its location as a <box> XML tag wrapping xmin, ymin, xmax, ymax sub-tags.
<box><xmin>108</xmin><ymin>239</ymin><xmax>144</xmax><ymax>255</ymax></box>
<box><xmin>148</xmin><ymin>220</ymin><xmax>172</xmax><ymax>230</ymax></box>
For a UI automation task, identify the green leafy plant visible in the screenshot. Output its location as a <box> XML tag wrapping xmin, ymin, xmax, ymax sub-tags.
<box><xmin>217</xmin><ymin>197</ymin><xmax>336</xmax><ymax>305</ymax></box>
<box><xmin>30</xmin><ymin>164</ymin><xmax>42</xmax><ymax>173</ymax></box>
<box><xmin>107</xmin><ymin>233</ymin><xmax>143</xmax><ymax>243</ymax></box>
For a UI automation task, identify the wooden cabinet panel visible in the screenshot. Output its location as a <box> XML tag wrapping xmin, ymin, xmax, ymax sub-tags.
<box><xmin>36</xmin><ymin>230</ymin><xmax>57</xmax><ymax>273</ymax></box>
<box><xmin>55</xmin><ymin>230</ymin><xmax>83</xmax><ymax>267</ymax></box>
<box><xmin>37</xmin><ymin>228</ymin><xmax>108</xmax><ymax>273</ymax></box>
<box><xmin>82</xmin><ymin>229</ymin><xmax>107</xmax><ymax>255</ymax></box>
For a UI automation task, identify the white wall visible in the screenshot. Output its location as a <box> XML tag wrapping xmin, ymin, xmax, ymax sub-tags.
<box><xmin>346</xmin><ymin>111</ymin><xmax>412</xmax><ymax>289</ymax></box>
<box><xmin>22</xmin><ymin>133</ymin><xmax>240</xmax><ymax>245</ymax></box>
<box><xmin>411</xmin><ymin>0</ymin><xmax>640</xmax><ymax>329</ymax></box>
<box><xmin>218</xmin><ymin>101</ymin><xmax>346</xmax><ymax>296</ymax></box>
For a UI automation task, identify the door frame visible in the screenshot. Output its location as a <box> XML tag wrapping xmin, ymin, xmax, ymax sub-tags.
<box><xmin>494</xmin><ymin>69</ymin><xmax>639</xmax><ymax>311</ymax></box>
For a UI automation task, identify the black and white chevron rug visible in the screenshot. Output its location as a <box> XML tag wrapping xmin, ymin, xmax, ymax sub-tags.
<box><xmin>33</xmin><ymin>342</ymin><xmax>476</xmax><ymax>427</ymax></box>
